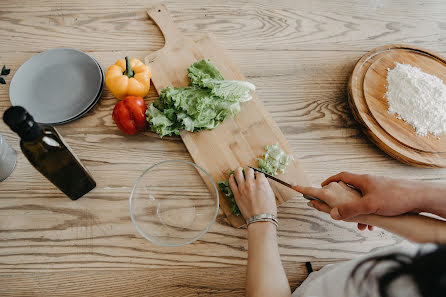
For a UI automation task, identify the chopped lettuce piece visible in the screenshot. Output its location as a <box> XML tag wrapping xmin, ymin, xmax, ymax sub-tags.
<box><xmin>218</xmin><ymin>169</ymin><xmax>246</xmax><ymax>216</ymax></box>
<box><xmin>218</xmin><ymin>179</ymin><xmax>241</xmax><ymax>216</ymax></box>
<box><xmin>257</xmin><ymin>143</ymin><xmax>294</xmax><ymax>175</ymax></box>
<box><xmin>147</xmin><ymin>59</ymin><xmax>255</xmax><ymax>137</ymax></box>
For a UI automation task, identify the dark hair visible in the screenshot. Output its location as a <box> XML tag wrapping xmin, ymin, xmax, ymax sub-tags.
<box><xmin>349</xmin><ymin>245</ymin><xmax>446</xmax><ymax>297</ymax></box>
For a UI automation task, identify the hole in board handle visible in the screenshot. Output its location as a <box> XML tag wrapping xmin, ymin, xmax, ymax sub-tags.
<box><xmin>158</xmin><ymin>9</ymin><xmax>161</xmax><ymax>12</ymax></box>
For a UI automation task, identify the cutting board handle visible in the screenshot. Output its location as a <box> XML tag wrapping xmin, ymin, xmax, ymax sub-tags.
<box><xmin>147</xmin><ymin>4</ymin><xmax>182</xmax><ymax>48</ymax></box>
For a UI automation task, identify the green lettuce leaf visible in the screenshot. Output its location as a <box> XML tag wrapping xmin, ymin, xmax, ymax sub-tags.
<box><xmin>146</xmin><ymin>103</ymin><xmax>181</xmax><ymax>136</ymax></box>
<box><xmin>147</xmin><ymin>59</ymin><xmax>255</xmax><ymax>137</ymax></box>
<box><xmin>188</xmin><ymin>59</ymin><xmax>225</xmax><ymax>84</ymax></box>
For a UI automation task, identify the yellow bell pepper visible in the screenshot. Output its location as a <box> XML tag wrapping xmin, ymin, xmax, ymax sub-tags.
<box><xmin>105</xmin><ymin>57</ymin><xmax>151</xmax><ymax>100</ymax></box>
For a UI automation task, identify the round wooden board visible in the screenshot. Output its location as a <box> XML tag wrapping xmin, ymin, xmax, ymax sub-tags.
<box><xmin>348</xmin><ymin>44</ymin><xmax>446</xmax><ymax>167</ymax></box>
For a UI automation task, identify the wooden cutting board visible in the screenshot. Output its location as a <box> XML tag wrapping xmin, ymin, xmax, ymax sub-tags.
<box><xmin>348</xmin><ymin>44</ymin><xmax>446</xmax><ymax>167</ymax></box>
<box><xmin>145</xmin><ymin>4</ymin><xmax>310</xmax><ymax>227</ymax></box>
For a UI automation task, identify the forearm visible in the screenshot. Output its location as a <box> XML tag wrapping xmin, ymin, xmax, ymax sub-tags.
<box><xmin>353</xmin><ymin>213</ymin><xmax>446</xmax><ymax>243</ymax></box>
<box><xmin>247</xmin><ymin>222</ymin><xmax>291</xmax><ymax>297</ymax></box>
<box><xmin>419</xmin><ymin>182</ymin><xmax>446</xmax><ymax>218</ymax></box>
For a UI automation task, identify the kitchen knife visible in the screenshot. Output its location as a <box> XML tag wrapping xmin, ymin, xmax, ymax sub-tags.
<box><xmin>247</xmin><ymin>166</ymin><xmax>326</xmax><ymax>204</ymax></box>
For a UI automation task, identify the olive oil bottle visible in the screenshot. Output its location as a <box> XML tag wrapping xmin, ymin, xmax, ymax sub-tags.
<box><xmin>3</xmin><ymin>106</ymin><xmax>96</xmax><ymax>200</ymax></box>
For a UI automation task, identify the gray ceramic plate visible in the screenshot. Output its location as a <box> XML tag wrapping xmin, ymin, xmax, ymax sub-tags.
<box><xmin>56</xmin><ymin>58</ymin><xmax>104</xmax><ymax>125</ymax></box>
<box><xmin>9</xmin><ymin>48</ymin><xmax>103</xmax><ymax>124</ymax></box>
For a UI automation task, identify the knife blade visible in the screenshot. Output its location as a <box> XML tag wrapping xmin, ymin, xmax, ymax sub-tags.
<box><xmin>247</xmin><ymin>166</ymin><xmax>326</xmax><ymax>204</ymax></box>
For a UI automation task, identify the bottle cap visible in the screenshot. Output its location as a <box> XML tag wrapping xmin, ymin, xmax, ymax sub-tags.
<box><xmin>3</xmin><ymin>106</ymin><xmax>42</xmax><ymax>141</ymax></box>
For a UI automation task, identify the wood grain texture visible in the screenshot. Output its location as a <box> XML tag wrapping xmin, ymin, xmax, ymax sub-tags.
<box><xmin>0</xmin><ymin>262</ymin><xmax>334</xmax><ymax>297</ymax></box>
<box><xmin>1</xmin><ymin>0</ymin><xmax>446</xmax><ymax>53</ymax></box>
<box><xmin>349</xmin><ymin>44</ymin><xmax>446</xmax><ymax>167</ymax></box>
<box><xmin>1</xmin><ymin>0</ymin><xmax>446</xmax><ymax>296</ymax></box>
<box><xmin>145</xmin><ymin>4</ymin><xmax>309</xmax><ymax>227</ymax></box>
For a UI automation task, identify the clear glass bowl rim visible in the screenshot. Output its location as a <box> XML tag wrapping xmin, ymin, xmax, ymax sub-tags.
<box><xmin>129</xmin><ymin>159</ymin><xmax>219</xmax><ymax>247</ymax></box>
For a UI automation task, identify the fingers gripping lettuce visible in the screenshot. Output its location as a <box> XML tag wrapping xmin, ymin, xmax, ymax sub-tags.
<box><xmin>218</xmin><ymin>178</ymin><xmax>241</xmax><ymax>216</ymax></box>
<box><xmin>146</xmin><ymin>59</ymin><xmax>255</xmax><ymax>137</ymax></box>
<box><xmin>219</xmin><ymin>142</ymin><xmax>294</xmax><ymax>216</ymax></box>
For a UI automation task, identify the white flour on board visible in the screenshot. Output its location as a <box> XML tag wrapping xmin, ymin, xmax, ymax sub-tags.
<box><xmin>385</xmin><ymin>63</ymin><xmax>446</xmax><ymax>137</ymax></box>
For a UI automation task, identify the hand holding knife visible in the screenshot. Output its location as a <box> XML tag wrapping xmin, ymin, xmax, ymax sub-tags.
<box><xmin>248</xmin><ymin>166</ymin><xmax>446</xmax><ymax>243</ymax></box>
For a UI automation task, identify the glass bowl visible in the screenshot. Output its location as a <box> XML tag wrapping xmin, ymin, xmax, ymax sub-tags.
<box><xmin>129</xmin><ymin>160</ymin><xmax>219</xmax><ymax>246</ymax></box>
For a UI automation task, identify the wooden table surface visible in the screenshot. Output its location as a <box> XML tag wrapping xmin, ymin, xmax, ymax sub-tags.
<box><xmin>1</xmin><ymin>0</ymin><xmax>446</xmax><ymax>296</ymax></box>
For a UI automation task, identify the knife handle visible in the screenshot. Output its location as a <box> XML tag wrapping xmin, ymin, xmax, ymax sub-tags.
<box><xmin>302</xmin><ymin>194</ymin><xmax>326</xmax><ymax>204</ymax></box>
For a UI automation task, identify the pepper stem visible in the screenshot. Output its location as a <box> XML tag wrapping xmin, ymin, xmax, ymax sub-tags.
<box><xmin>123</xmin><ymin>56</ymin><xmax>134</xmax><ymax>78</ymax></box>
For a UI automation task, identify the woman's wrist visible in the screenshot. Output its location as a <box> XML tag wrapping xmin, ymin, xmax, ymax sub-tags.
<box><xmin>248</xmin><ymin>221</ymin><xmax>277</xmax><ymax>233</ymax></box>
<box><xmin>246</xmin><ymin>213</ymin><xmax>278</xmax><ymax>227</ymax></box>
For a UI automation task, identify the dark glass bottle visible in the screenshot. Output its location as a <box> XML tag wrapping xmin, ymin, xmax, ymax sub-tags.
<box><xmin>3</xmin><ymin>106</ymin><xmax>96</xmax><ymax>200</ymax></box>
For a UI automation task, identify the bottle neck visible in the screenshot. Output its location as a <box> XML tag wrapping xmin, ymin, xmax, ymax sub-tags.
<box><xmin>20</xmin><ymin>124</ymin><xmax>43</xmax><ymax>142</ymax></box>
<box><xmin>3</xmin><ymin>106</ymin><xmax>44</xmax><ymax>142</ymax></box>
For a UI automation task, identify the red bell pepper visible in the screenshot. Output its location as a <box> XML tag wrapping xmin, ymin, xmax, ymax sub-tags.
<box><xmin>112</xmin><ymin>96</ymin><xmax>147</xmax><ymax>135</ymax></box>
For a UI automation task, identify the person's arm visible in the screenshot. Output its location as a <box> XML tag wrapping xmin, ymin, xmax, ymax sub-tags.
<box><xmin>353</xmin><ymin>213</ymin><xmax>446</xmax><ymax>243</ymax></box>
<box><xmin>247</xmin><ymin>222</ymin><xmax>290</xmax><ymax>297</ymax></box>
<box><xmin>229</xmin><ymin>167</ymin><xmax>291</xmax><ymax>297</ymax></box>
<box><xmin>294</xmin><ymin>181</ymin><xmax>446</xmax><ymax>243</ymax></box>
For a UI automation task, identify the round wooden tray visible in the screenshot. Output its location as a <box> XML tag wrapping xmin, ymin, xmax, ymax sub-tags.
<box><xmin>348</xmin><ymin>44</ymin><xmax>446</xmax><ymax>167</ymax></box>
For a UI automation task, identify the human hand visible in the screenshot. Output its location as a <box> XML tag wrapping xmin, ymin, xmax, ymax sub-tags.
<box><xmin>292</xmin><ymin>181</ymin><xmax>361</xmax><ymax>215</ymax></box>
<box><xmin>229</xmin><ymin>167</ymin><xmax>277</xmax><ymax>220</ymax></box>
<box><xmin>293</xmin><ymin>181</ymin><xmax>374</xmax><ymax>230</ymax></box>
<box><xmin>320</xmin><ymin>172</ymin><xmax>446</xmax><ymax>220</ymax></box>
